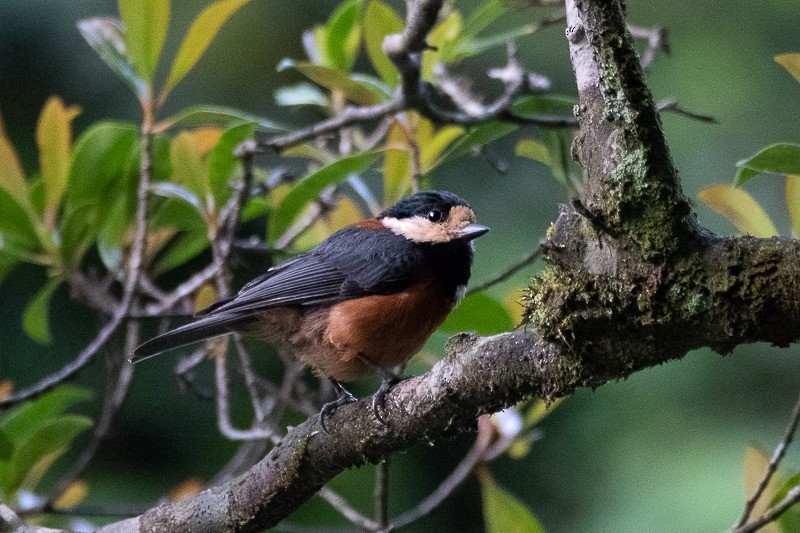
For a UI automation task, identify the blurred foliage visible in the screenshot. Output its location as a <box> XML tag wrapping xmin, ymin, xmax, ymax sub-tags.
<box><xmin>0</xmin><ymin>386</ymin><xmax>92</xmax><ymax>505</ymax></box>
<box><xmin>0</xmin><ymin>0</ymin><xmax>799</xmax><ymax>532</ymax></box>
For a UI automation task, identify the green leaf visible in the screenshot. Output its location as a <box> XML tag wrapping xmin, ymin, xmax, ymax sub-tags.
<box><xmin>460</xmin><ymin>0</ymin><xmax>503</xmax><ymax>43</ymax></box>
<box><xmin>516</xmin><ymin>139</ymin><xmax>551</xmax><ymax>166</ymax></box>
<box><xmin>269</xmin><ymin>152</ymin><xmax>379</xmax><ymax>242</ymax></box>
<box><xmin>155</xmin><ymin>104</ymin><xmax>285</xmax><ymax>133</ymax></box>
<box><xmin>0</xmin><ymin>386</ymin><xmax>92</xmax><ymax>444</ymax></box>
<box><xmin>775</xmin><ymin>53</ymin><xmax>800</xmax><ymax>84</ymax></box>
<box><xmin>208</xmin><ymin>123</ymin><xmax>256</xmax><ymax>202</ymax></box>
<box><xmin>442</xmin><ymin>121</ymin><xmax>518</xmax><ymax>161</ymax></box>
<box><xmin>63</xmin><ymin>122</ymin><xmax>139</xmax><ymax>266</ymax></box>
<box><xmin>152</xmin><ymin>230</ymin><xmax>210</xmax><ymax>275</ymax></box>
<box><xmin>787</xmin><ymin>175</ymin><xmax>800</xmax><ymax>237</ymax></box>
<box><xmin>278</xmin><ymin>60</ymin><xmax>382</xmax><ymax>105</ymax></box>
<box><xmin>22</xmin><ymin>279</ymin><xmax>59</xmax><ymax>345</ymax></box>
<box><xmin>36</xmin><ymin>97</ymin><xmax>81</xmax><ymax>222</ymax></box>
<box><xmin>0</xmin><ymin>116</ymin><xmax>31</xmax><ymax>212</ymax></box>
<box><xmin>481</xmin><ymin>474</ymin><xmax>545</xmax><ymax>533</ymax></box>
<box><xmin>771</xmin><ymin>471</ymin><xmax>800</xmax><ymax>532</ymax></box>
<box><xmin>0</xmin><ymin>431</ymin><xmax>11</xmax><ymax>461</ymax></box>
<box><xmin>77</xmin><ymin>18</ymin><xmax>147</xmax><ymax>98</ymax></box>
<box><xmin>275</xmin><ymin>83</ymin><xmax>329</xmax><ymax>107</ymax></box>
<box><xmin>457</xmin><ymin>23</ymin><xmax>539</xmax><ymax>58</ymax></box>
<box><xmin>422</xmin><ymin>11</ymin><xmax>462</xmax><ymax>79</ymax></box>
<box><xmin>170</xmin><ymin>132</ymin><xmax>210</xmax><ymax>203</ymax></box>
<box><xmin>697</xmin><ymin>184</ymin><xmax>778</xmax><ymax>238</ymax></box>
<box><xmin>541</xmin><ymin>129</ymin><xmax>572</xmax><ymax>189</ymax></box>
<box><xmin>324</xmin><ymin>0</ymin><xmax>363</xmax><ymax>72</ymax></box>
<box><xmin>511</xmin><ymin>93</ymin><xmax>577</xmax><ymax>116</ymax></box>
<box><xmin>363</xmin><ymin>0</ymin><xmax>404</xmax><ymax>88</ymax></box>
<box><xmin>0</xmin><ymin>188</ymin><xmax>39</xmax><ymax>251</ymax></box>
<box><xmin>440</xmin><ymin>292</ymin><xmax>514</xmax><ymax>335</ymax></box>
<box><xmin>67</xmin><ymin>122</ymin><xmax>139</xmax><ymax>203</ymax></box>
<box><xmin>4</xmin><ymin>415</ymin><xmax>92</xmax><ymax>496</ymax></box>
<box><xmin>735</xmin><ymin>143</ymin><xmax>800</xmax><ymax>186</ymax></box>
<box><xmin>162</xmin><ymin>0</ymin><xmax>251</xmax><ymax>98</ymax></box>
<box><xmin>150</xmin><ymin>182</ymin><xmax>203</xmax><ymax>213</ymax></box>
<box><xmin>118</xmin><ymin>0</ymin><xmax>170</xmax><ymax>84</ymax></box>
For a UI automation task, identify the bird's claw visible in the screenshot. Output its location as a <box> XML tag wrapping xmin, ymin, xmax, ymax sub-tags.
<box><xmin>319</xmin><ymin>381</ymin><xmax>357</xmax><ymax>433</ymax></box>
<box><xmin>371</xmin><ymin>370</ymin><xmax>409</xmax><ymax>425</ymax></box>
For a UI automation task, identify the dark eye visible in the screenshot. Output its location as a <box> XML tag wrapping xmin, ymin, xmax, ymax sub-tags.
<box><xmin>427</xmin><ymin>209</ymin><xmax>444</xmax><ymax>222</ymax></box>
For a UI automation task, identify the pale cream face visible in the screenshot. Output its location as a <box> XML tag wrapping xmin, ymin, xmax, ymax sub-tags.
<box><xmin>380</xmin><ymin>205</ymin><xmax>478</xmax><ymax>243</ymax></box>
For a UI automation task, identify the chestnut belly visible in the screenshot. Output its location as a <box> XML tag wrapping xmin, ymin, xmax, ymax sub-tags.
<box><xmin>256</xmin><ymin>281</ymin><xmax>455</xmax><ymax>382</ymax></box>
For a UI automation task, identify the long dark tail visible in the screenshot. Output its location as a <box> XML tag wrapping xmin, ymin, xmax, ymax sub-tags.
<box><xmin>131</xmin><ymin>312</ymin><xmax>255</xmax><ymax>363</ymax></box>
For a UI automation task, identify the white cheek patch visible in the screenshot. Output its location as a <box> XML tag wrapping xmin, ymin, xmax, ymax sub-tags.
<box><xmin>381</xmin><ymin>216</ymin><xmax>451</xmax><ymax>243</ymax></box>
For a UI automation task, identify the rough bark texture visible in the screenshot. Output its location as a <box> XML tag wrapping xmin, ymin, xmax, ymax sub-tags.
<box><xmin>4</xmin><ymin>1</ymin><xmax>799</xmax><ymax>532</ymax></box>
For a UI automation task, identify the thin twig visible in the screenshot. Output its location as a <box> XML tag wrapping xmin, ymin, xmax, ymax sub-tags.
<box><xmin>318</xmin><ymin>487</ymin><xmax>379</xmax><ymax>532</ymax></box>
<box><xmin>657</xmin><ymin>98</ymin><xmax>717</xmax><ymax>124</ymax></box>
<box><xmin>736</xmin><ymin>485</ymin><xmax>800</xmax><ymax>533</ymax></box>
<box><xmin>388</xmin><ymin>423</ymin><xmax>493</xmax><ymax>530</ymax></box>
<box><xmin>374</xmin><ymin>459</ymin><xmax>390</xmax><ymax>530</ymax></box>
<box><xmin>467</xmin><ymin>244</ymin><xmax>544</xmax><ymax>295</ymax></box>
<box><xmin>628</xmin><ymin>24</ymin><xmax>670</xmax><ymax>69</ymax></box>
<box><xmin>0</xmin><ymin>124</ymin><xmax>154</xmax><ymax>407</ymax></box>
<box><xmin>49</xmin><ymin>320</ymin><xmax>137</xmax><ymax>500</ymax></box>
<box><xmin>735</xmin><ymin>389</ymin><xmax>800</xmax><ymax>529</ymax></box>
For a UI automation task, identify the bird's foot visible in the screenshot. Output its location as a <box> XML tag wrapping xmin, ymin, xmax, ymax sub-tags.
<box><xmin>319</xmin><ymin>380</ymin><xmax>357</xmax><ymax>433</ymax></box>
<box><xmin>371</xmin><ymin>369</ymin><xmax>410</xmax><ymax>425</ymax></box>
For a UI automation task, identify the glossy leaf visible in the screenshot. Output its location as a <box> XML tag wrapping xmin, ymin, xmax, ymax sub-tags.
<box><xmin>512</xmin><ymin>93</ymin><xmax>576</xmax><ymax>115</ymax></box>
<box><xmin>363</xmin><ymin>0</ymin><xmax>404</xmax><ymax>88</ymax></box>
<box><xmin>278</xmin><ymin>60</ymin><xmax>382</xmax><ymax>105</ymax></box>
<box><xmin>150</xmin><ymin>182</ymin><xmax>203</xmax><ymax>213</ymax></box>
<box><xmin>0</xmin><ymin>115</ymin><xmax>31</xmax><ymax>211</ymax></box>
<box><xmin>22</xmin><ymin>279</ymin><xmax>59</xmax><ymax>344</ymax></box>
<box><xmin>383</xmin><ymin>122</ymin><xmax>413</xmax><ymax>205</ymax></box>
<box><xmin>67</xmin><ymin>122</ymin><xmax>139</xmax><ymax>202</ymax></box>
<box><xmin>269</xmin><ymin>152</ymin><xmax>379</xmax><ymax>241</ymax></box>
<box><xmin>787</xmin><ymin>175</ymin><xmax>800</xmax><ymax>237</ymax></box>
<box><xmin>440</xmin><ymin>292</ymin><xmax>514</xmax><ymax>335</ymax></box>
<box><xmin>154</xmin><ymin>104</ymin><xmax>284</xmax><ymax>133</ymax></box>
<box><xmin>735</xmin><ymin>143</ymin><xmax>800</xmax><ymax>186</ymax></box>
<box><xmin>775</xmin><ymin>53</ymin><xmax>800</xmax><ymax>84</ymax></box>
<box><xmin>118</xmin><ymin>0</ymin><xmax>170</xmax><ymax>84</ymax></box>
<box><xmin>457</xmin><ymin>23</ymin><xmax>538</xmax><ymax>58</ymax></box>
<box><xmin>422</xmin><ymin>12</ymin><xmax>462</xmax><ymax>79</ymax></box>
<box><xmin>36</xmin><ymin>97</ymin><xmax>81</xmax><ymax>223</ymax></box>
<box><xmin>163</xmin><ymin>0</ymin><xmax>251</xmax><ymax>98</ymax></box>
<box><xmin>170</xmin><ymin>131</ymin><xmax>214</xmax><ymax>203</ymax></box>
<box><xmin>516</xmin><ymin>139</ymin><xmax>551</xmax><ymax>166</ymax></box>
<box><xmin>481</xmin><ymin>474</ymin><xmax>545</xmax><ymax>533</ymax></box>
<box><xmin>771</xmin><ymin>471</ymin><xmax>800</xmax><ymax>532</ymax></box>
<box><xmin>460</xmin><ymin>0</ymin><xmax>503</xmax><ymax>44</ymax></box>
<box><xmin>541</xmin><ymin>129</ymin><xmax>573</xmax><ymax>190</ymax></box>
<box><xmin>0</xmin><ymin>386</ymin><xmax>91</xmax><ymax>445</ymax></box>
<box><xmin>325</xmin><ymin>0</ymin><xmax>362</xmax><ymax>72</ymax></box>
<box><xmin>418</xmin><ymin>118</ymin><xmax>464</xmax><ymax>170</ymax></box>
<box><xmin>275</xmin><ymin>83</ymin><xmax>328</xmax><ymax>107</ymax></box>
<box><xmin>208</xmin><ymin>123</ymin><xmax>255</xmax><ymax>202</ymax></box>
<box><xmin>3</xmin><ymin>415</ymin><xmax>92</xmax><ymax>496</ymax></box>
<box><xmin>77</xmin><ymin>18</ymin><xmax>147</xmax><ymax>98</ymax></box>
<box><xmin>0</xmin><ymin>188</ymin><xmax>39</xmax><ymax>252</ymax></box>
<box><xmin>153</xmin><ymin>230</ymin><xmax>210</xmax><ymax>275</ymax></box>
<box><xmin>442</xmin><ymin>121</ymin><xmax>518</xmax><ymax>161</ymax></box>
<box><xmin>697</xmin><ymin>184</ymin><xmax>778</xmax><ymax>237</ymax></box>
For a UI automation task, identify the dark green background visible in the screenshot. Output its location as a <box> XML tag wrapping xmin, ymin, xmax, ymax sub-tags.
<box><xmin>1</xmin><ymin>0</ymin><xmax>799</xmax><ymax>531</ymax></box>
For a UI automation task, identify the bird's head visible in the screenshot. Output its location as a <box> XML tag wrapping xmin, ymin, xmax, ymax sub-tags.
<box><xmin>379</xmin><ymin>190</ymin><xmax>489</xmax><ymax>244</ymax></box>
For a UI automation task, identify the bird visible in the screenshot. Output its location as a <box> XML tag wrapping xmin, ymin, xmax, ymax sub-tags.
<box><xmin>131</xmin><ymin>190</ymin><xmax>489</xmax><ymax>429</ymax></box>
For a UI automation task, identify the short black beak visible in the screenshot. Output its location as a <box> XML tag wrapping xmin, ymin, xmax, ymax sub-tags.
<box><xmin>457</xmin><ymin>223</ymin><xmax>490</xmax><ymax>240</ymax></box>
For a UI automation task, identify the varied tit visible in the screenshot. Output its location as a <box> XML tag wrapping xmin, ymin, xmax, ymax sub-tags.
<box><xmin>132</xmin><ymin>190</ymin><xmax>489</xmax><ymax>429</ymax></box>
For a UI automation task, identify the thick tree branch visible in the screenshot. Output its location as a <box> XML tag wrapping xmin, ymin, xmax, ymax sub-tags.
<box><xmin>9</xmin><ymin>1</ymin><xmax>798</xmax><ymax>531</ymax></box>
